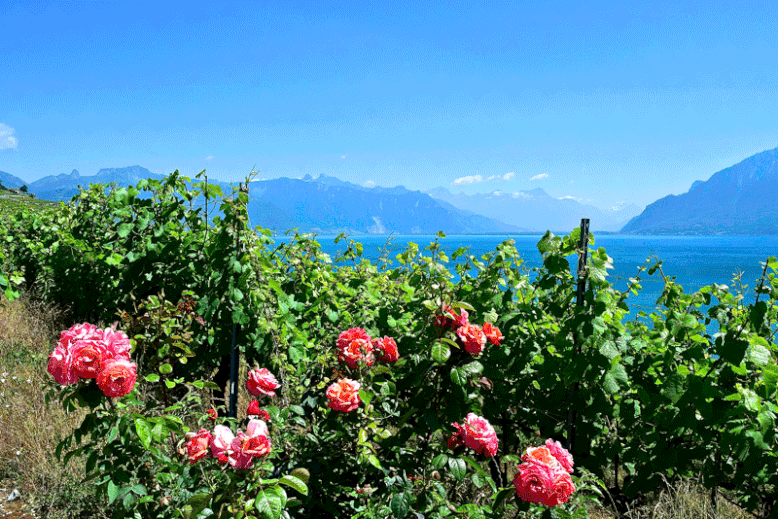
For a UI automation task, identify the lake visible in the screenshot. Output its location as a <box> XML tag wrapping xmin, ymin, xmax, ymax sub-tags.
<box><xmin>311</xmin><ymin>234</ymin><xmax>778</xmax><ymax>314</ymax></box>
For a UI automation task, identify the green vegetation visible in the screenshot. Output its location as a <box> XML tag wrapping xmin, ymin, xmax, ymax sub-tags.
<box><xmin>0</xmin><ymin>172</ymin><xmax>776</xmax><ymax>518</ymax></box>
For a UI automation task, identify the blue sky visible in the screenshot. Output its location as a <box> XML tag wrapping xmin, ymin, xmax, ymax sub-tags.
<box><xmin>1</xmin><ymin>0</ymin><xmax>776</xmax><ymax>209</ymax></box>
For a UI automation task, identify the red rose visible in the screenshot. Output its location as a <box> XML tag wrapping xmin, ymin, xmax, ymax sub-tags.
<box><xmin>206</xmin><ymin>408</ymin><xmax>217</xmax><ymax>421</ymax></box>
<box><xmin>247</xmin><ymin>400</ymin><xmax>271</xmax><ymax>421</ymax></box>
<box><xmin>482</xmin><ymin>322</ymin><xmax>504</xmax><ymax>346</ymax></box>
<box><xmin>185</xmin><ymin>429</ymin><xmax>213</xmax><ymax>464</ymax></box>
<box><xmin>456</xmin><ymin>323</ymin><xmax>487</xmax><ymax>356</ymax></box>
<box><xmin>326</xmin><ymin>378</ymin><xmax>361</xmax><ymax>412</ymax></box>
<box><xmin>96</xmin><ymin>358</ymin><xmax>137</xmax><ymax>398</ymax></box>
<box><xmin>434</xmin><ymin>304</ymin><xmax>469</xmax><ymax>329</ymax></box>
<box><xmin>373</xmin><ymin>336</ymin><xmax>399</xmax><ymax>363</ymax></box>
<box><xmin>246</xmin><ymin>367</ymin><xmax>280</xmax><ymax>397</ymax></box>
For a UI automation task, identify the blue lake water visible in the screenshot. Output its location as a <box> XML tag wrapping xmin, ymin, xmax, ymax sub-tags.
<box><xmin>310</xmin><ymin>234</ymin><xmax>778</xmax><ymax>315</ymax></box>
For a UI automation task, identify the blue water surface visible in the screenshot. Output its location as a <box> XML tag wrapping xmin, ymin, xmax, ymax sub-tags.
<box><xmin>311</xmin><ymin>234</ymin><xmax>778</xmax><ymax>314</ymax></box>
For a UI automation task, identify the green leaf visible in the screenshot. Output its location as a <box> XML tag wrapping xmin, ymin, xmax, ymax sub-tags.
<box><xmin>431</xmin><ymin>342</ymin><xmax>451</xmax><ymax>364</ymax></box>
<box><xmin>461</xmin><ymin>360</ymin><xmax>483</xmax><ymax>375</ymax></box>
<box><xmin>603</xmin><ymin>373</ymin><xmax>619</xmax><ymax>394</ymax></box>
<box><xmin>279</xmin><ymin>475</ymin><xmax>308</xmax><ymax>496</ymax></box>
<box><xmin>144</xmin><ymin>373</ymin><xmax>160</xmax><ymax>383</ymax></box>
<box><xmin>390</xmin><ymin>492</ymin><xmax>411</xmax><ymax>518</ymax></box>
<box><xmin>450</xmin><ymin>366</ymin><xmax>468</xmax><ymax>386</ymax></box>
<box><xmin>107</xmin><ymin>480</ymin><xmax>120</xmax><ymax>504</ymax></box>
<box><xmin>747</xmin><ymin>343</ymin><xmax>771</xmax><ymax>367</ymax></box>
<box><xmin>135</xmin><ymin>418</ymin><xmax>152</xmax><ymax>449</ymax></box>
<box><xmin>117</xmin><ymin>223</ymin><xmax>133</xmax><ymax>238</ymax></box>
<box><xmin>255</xmin><ymin>486</ymin><xmax>285</xmax><ymax>519</ymax></box>
<box><xmin>431</xmin><ymin>454</ymin><xmax>448</xmax><ymax>470</ymax></box>
<box><xmin>159</xmin><ymin>363</ymin><xmax>173</xmax><ymax>374</ymax></box>
<box><xmin>448</xmin><ymin>457</ymin><xmax>466</xmax><ymax>480</ymax></box>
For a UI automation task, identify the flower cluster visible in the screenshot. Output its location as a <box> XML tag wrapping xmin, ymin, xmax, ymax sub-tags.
<box><xmin>513</xmin><ymin>439</ymin><xmax>576</xmax><ymax>507</ymax></box>
<box><xmin>47</xmin><ymin>323</ymin><xmax>137</xmax><ymax>398</ymax></box>
<box><xmin>327</xmin><ymin>328</ymin><xmax>399</xmax><ymax>413</ymax></box>
<box><xmin>184</xmin><ymin>419</ymin><xmax>272</xmax><ymax>469</ymax></box>
<box><xmin>448</xmin><ymin>413</ymin><xmax>499</xmax><ymax>457</ymax></box>
<box><xmin>434</xmin><ymin>303</ymin><xmax>503</xmax><ymax>356</ymax></box>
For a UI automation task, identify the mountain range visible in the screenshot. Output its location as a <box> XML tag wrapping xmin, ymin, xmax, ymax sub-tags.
<box><xmin>621</xmin><ymin>146</ymin><xmax>778</xmax><ymax>235</ymax></box>
<box><xmin>3</xmin><ymin>144</ymin><xmax>778</xmax><ymax>234</ymax></box>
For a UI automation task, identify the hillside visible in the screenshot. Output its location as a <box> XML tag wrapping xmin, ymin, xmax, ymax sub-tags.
<box><xmin>622</xmin><ymin>146</ymin><xmax>778</xmax><ymax>234</ymax></box>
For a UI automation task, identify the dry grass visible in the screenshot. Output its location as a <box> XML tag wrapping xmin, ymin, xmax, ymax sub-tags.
<box><xmin>0</xmin><ymin>296</ymin><xmax>105</xmax><ymax>518</ymax></box>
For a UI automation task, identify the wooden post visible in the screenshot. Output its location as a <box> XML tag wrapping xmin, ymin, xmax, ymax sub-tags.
<box><xmin>566</xmin><ymin>218</ymin><xmax>590</xmax><ymax>453</ymax></box>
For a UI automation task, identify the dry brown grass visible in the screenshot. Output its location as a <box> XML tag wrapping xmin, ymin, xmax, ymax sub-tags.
<box><xmin>590</xmin><ymin>478</ymin><xmax>752</xmax><ymax>519</ymax></box>
<box><xmin>0</xmin><ymin>296</ymin><xmax>105</xmax><ymax>518</ymax></box>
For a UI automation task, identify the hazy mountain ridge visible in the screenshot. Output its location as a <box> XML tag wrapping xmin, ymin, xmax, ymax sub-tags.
<box><xmin>622</xmin><ymin>146</ymin><xmax>778</xmax><ymax>235</ymax></box>
<box><xmin>29</xmin><ymin>166</ymin><xmax>165</xmax><ymax>202</ymax></box>
<box><xmin>426</xmin><ymin>187</ymin><xmax>642</xmax><ymax>232</ymax></box>
<box><xmin>0</xmin><ymin>170</ymin><xmax>28</xmax><ymax>189</ymax></box>
<box><xmin>247</xmin><ymin>176</ymin><xmax>528</xmax><ymax>234</ymax></box>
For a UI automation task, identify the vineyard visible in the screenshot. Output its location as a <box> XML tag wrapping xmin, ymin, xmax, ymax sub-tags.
<box><xmin>0</xmin><ymin>172</ymin><xmax>777</xmax><ymax>519</ymax></box>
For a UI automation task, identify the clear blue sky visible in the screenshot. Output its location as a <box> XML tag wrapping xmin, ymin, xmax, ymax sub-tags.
<box><xmin>1</xmin><ymin>0</ymin><xmax>776</xmax><ymax>209</ymax></box>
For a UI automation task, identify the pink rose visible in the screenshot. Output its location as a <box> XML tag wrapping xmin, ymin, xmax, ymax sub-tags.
<box><xmin>326</xmin><ymin>378</ymin><xmax>361</xmax><ymax>412</ymax></box>
<box><xmin>482</xmin><ymin>323</ymin><xmax>504</xmax><ymax>346</ymax></box>
<box><xmin>57</xmin><ymin>323</ymin><xmax>101</xmax><ymax>348</ymax></box>
<box><xmin>246</xmin><ymin>367</ymin><xmax>280</xmax><ymax>396</ymax></box>
<box><xmin>544</xmin><ymin>439</ymin><xmax>574</xmax><ymax>473</ymax></box>
<box><xmin>523</xmin><ymin>446</ymin><xmax>563</xmax><ymax>470</ymax></box>
<box><xmin>336</xmin><ymin>328</ymin><xmax>372</xmax><ymax>350</ymax></box>
<box><xmin>101</xmin><ymin>327</ymin><xmax>131</xmax><ymax>358</ymax></box>
<box><xmin>185</xmin><ymin>429</ymin><xmax>213</xmax><ymax>464</ymax></box>
<box><xmin>96</xmin><ymin>358</ymin><xmax>137</xmax><ymax>397</ymax></box>
<box><xmin>47</xmin><ymin>345</ymin><xmax>78</xmax><ymax>386</ymax></box>
<box><xmin>337</xmin><ymin>328</ymin><xmax>374</xmax><ymax>369</ymax></box>
<box><xmin>545</xmin><ymin>471</ymin><xmax>576</xmax><ymax>506</ymax></box>
<box><xmin>513</xmin><ymin>459</ymin><xmax>556</xmax><ymax>505</ymax></box>
<box><xmin>70</xmin><ymin>339</ymin><xmax>111</xmax><ymax>379</ymax></box>
<box><xmin>461</xmin><ymin>413</ymin><xmax>498</xmax><ymax>457</ymax></box>
<box><xmin>373</xmin><ymin>336</ymin><xmax>399</xmax><ymax>363</ymax></box>
<box><xmin>515</xmin><ymin>440</ymin><xmax>576</xmax><ymax>506</ymax></box>
<box><xmin>456</xmin><ymin>324</ymin><xmax>486</xmax><ymax>356</ymax></box>
<box><xmin>210</xmin><ymin>425</ymin><xmax>235</xmax><ymax>465</ymax></box>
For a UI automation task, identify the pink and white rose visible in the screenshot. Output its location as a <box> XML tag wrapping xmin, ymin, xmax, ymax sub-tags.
<box><xmin>246</xmin><ymin>367</ymin><xmax>280</xmax><ymax>397</ymax></box>
<box><xmin>326</xmin><ymin>378</ymin><xmax>361</xmax><ymax>412</ymax></box>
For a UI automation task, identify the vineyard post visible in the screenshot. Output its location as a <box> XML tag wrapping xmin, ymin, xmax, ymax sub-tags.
<box><xmin>228</xmin><ymin>182</ymin><xmax>246</xmax><ymax>418</ymax></box>
<box><xmin>566</xmin><ymin>218</ymin><xmax>590</xmax><ymax>454</ymax></box>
